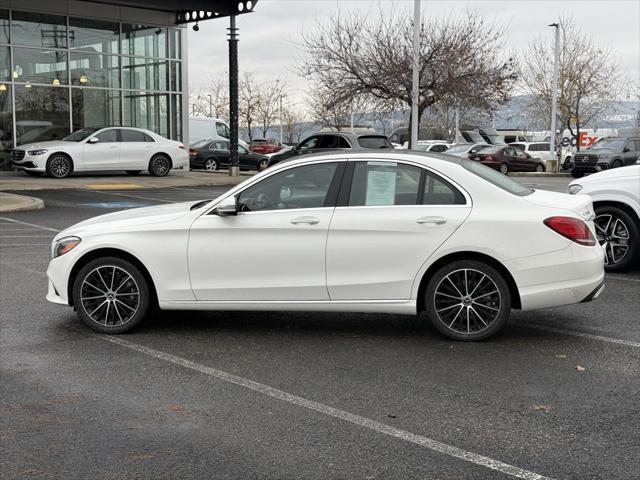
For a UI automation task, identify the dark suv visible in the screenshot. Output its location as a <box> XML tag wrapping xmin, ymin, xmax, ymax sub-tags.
<box><xmin>268</xmin><ymin>132</ymin><xmax>392</xmax><ymax>167</ymax></box>
<box><xmin>571</xmin><ymin>137</ymin><xmax>640</xmax><ymax>178</ymax></box>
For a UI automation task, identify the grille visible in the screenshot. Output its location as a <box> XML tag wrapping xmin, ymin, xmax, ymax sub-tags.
<box><xmin>573</xmin><ymin>154</ymin><xmax>597</xmax><ymax>165</ymax></box>
<box><xmin>11</xmin><ymin>149</ymin><xmax>25</xmax><ymax>162</ymax></box>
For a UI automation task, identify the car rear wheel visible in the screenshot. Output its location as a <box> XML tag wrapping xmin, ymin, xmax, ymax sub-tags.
<box><xmin>148</xmin><ymin>155</ymin><xmax>171</xmax><ymax>177</ymax></box>
<box><xmin>594</xmin><ymin>206</ymin><xmax>639</xmax><ymax>272</ymax></box>
<box><xmin>424</xmin><ymin>260</ymin><xmax>511</xmax><ymax>341</ymax></box>
<box><xmin>46</xmin><ymin>154</ymin><xmax>73</xmax><ymax>178</ymax></box>
<box><xmin>204</xmin><ymin>158</ymin><xmax>218</xmax><ymax>171</ymax></box>
<box><xmin>535</xmin><ymin>163</ymin><xmax>545</xmax><ymax>172</ymax></box>
<box><xmin>126</xmin><ymin>170</ymin><xmax>141</xmax><ymax>175</ymax></box>
<box><xmin>611</xmin><ymin>159</ymin><xmax>623</xmax><ymax>169</ymax></box>
<box><xmin>499</xmin><ymin>163</ymin><xmax>509</xmax><ymax>175</ymax></box>
<box><xmin>72</xmin><ymin>256</ymin><xmax>150</xmax><ymax>334</ymax></box>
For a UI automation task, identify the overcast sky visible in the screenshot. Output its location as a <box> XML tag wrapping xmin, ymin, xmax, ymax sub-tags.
<box><xmin>186</xmin><ymin>0</ymin><xmax>640</xmax><ymax>105</ymax></box>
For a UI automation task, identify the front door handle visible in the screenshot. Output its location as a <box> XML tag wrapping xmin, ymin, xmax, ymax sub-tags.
<box><xmin>290</xmin><ymin>216</ymin><xmax>320</xmax><ymax>225</ymax></box>
<box><xmin>416</xmin><ymin>216</ymin><xmax>447</xmax><ymax>225</ymax></box>
<box><xmin>109</xmin><ymin>145</ymin><xmax>118</xmax><ymax>149</ymax></box>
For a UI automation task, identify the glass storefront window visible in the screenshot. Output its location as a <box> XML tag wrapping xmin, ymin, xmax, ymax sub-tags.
<box><xmin>170</xmin><ymin>61</ymin><xmax>181</xmax><ymax>92</ymax></box>
<box><xmin>169</xmin><ymin>28</ymin><xmax>181</xmax><ymax>59</ymax></box>
<box><xmin>122</xmin><ymin>24</ymin><xmax>167</xmax><ymax>58</ymax></box>
<box><xmin>0</xmin><ymin>83</ymin><xmax>12</xmax><ymax>168</ymax></box>
<box><xmin>123</xmin><ymin>91</ymin><xmax>168</xmax><ymax>137</ymax></box>
<box><xmin>0</xmin><ymin>10</ymin><xmax>9</xmax><ymax>44</ymax></box>
<box><xmin>122</xmin><ymin>56</ymin><xmax>167</xmax><ymax>91</ymax></box>
<box><xmin>11</xmin><ymin>11</ymin><xmax>67</xmax><ymax>48</ymax></box>
<box><xmin>70</xmin><ymin>52</ymin><xmax>119</xmax><ymax>88</ymax></box>
<box><xmin>14</xmin><ymin>85</ymin><xmax>70</xmax><ymax>145</ymax></box>
<box><xmin>171</xmin><ymin>94</ymin><xmax>182</xmax><ymax>141</ymax></box>
<box><xmin>0</xmin><ymin>46</ymin><xmax>9</xmax><ymax>81</ymax></box>
<box><xmin>13</xmin><ymin>48</ymin><xmax>68</xmax><ymax>85</ymax></box>
<box><xmin>72</xmin><ymin>88</ymin><xmax>121</xmax><ymax>130</ymax></box>
<box><xmin>69</xmin><ymin>18</ymin><xmax>119</xmax><ymax>54</ymax></box>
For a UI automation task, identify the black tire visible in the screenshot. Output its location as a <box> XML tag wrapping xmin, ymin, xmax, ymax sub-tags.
<box><xmin>611</xmin><ymin>159</ymin><xmax>623</xmax><ymax>169</ymax></box>
<box><xmin>72</xmin><ymin>256</ymin><xmax>151</xmax><ymax>334</ymax></box>
<box><xmin>126</xmin><ymin>170</ymin><xmax>141</xmax><ymax>175</ymax></box>
<box><xmin>203</xmin><ymin>158</ymin><xmax>218</xmax><ymax>171</ymax></box>
<box><xmin>563</xmin><ymin>156</ymin><xmax>572</xmax><ymax>170</ymax></box>
<box><xmin>499</xmin><ymin>163</ymin><xmax>509</xmax><ymax>175</ymax></box>
<box><xmin>594</xmin><ymin>205</ymin><xmax>639</xmax><ymax>272</ymax></box>
<box><xmin>258</xmin><ymin>159</ymin><xmax>269</xmax><ymax>171</ymax></box>
<box><xmin>571</xmin><ymin>170</ymin><xmax>584</xmax><ymax>178</ymax></box>
<box><xmin>535</xmin><ymin>163</ymin><xmax>545</xmax><ymax>173</ymax></box>
<box><xmin>46</xmin><ymin>154</ymin><xmax>73</xmax><ymax>178</ymax></box>
<box><xmin>423</xmin><ymin>260</ymin><xmax>511</xmax><ymax>341</ymax></box>
<box><xmin>148</xmin><ymin>155</ymin><xmax>172</xmax><ymax>177</ymax></box>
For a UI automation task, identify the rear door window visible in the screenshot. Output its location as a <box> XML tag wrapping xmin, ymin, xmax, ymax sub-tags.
<box><xmin>120</xmin><ymin>129</ymin><xmax>149</xmax><ymax>142</ymax></box>
<box><xmin>422</xmin><ymin>171</ymin><xmax>466</xmax><ymax>205</ymax></box>
<box><xmin>348</xmin><ymin>162</ymin><xmax>421</xmax><ymax>206</ymax></box>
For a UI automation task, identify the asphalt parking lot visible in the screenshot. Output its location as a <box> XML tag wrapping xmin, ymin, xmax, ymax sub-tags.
<box><xmin>1</xmin><ymin>180</ymin><xmax>639</xmax><ymax>479</ymax></box>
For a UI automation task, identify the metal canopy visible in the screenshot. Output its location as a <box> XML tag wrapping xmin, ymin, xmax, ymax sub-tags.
<box><xmin>82</xmin><ymin>0</ymin><xmax>257</xmax><ymax>23</ymax></box>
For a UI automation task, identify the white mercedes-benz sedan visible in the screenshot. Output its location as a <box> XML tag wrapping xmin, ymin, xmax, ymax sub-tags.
<box><xmin>46</xmin><ymin>151</ymin><xmax>605</xmax><ymax>341</ymax></box>
<box><xmin>11</xmin><ymin>127</ymin><xmax>189</xmax><ymax>178</ymax></box>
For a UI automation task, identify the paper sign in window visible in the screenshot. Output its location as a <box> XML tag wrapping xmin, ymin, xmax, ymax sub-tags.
<box><xmin>366</xmin><ymin>170</ymin><xmax>396</xmax><ymax>205</ymax></box>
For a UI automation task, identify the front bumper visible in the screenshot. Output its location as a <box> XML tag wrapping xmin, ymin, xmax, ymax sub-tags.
<box><xmin>46</xmin><ymin>248</ymin><xmax>82</xmax><ymax>306</ymax></box>
<box><xmin>12</xmin><ymin>153</ymin><xmax>47</xmax><ymax>172</ymax></box>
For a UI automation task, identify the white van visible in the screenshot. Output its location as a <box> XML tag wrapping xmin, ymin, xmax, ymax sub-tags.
<box><xmin>188</xmin><ymin>116</ymin><xmax>248</xmax><ymax>149</ymax></box>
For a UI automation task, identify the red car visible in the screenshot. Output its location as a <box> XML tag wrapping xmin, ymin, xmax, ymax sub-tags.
<box><xmin>249</xmin><ymin>138</ymin><xmax>282</xmax><ymax>155</ymax></box>
<box><xmin>469</xmin><ymin>146</ymin><xmax>545</xmax><ymax>174</ymax></box>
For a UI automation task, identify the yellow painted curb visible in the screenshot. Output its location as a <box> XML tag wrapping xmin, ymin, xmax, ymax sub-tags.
<box><xmin>85</xmin><ymin>183</ymin><xmax>143</xmax><ymax>190</ymax></box>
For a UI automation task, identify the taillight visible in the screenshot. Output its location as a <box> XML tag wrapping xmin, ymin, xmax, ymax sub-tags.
<box><xmin>188</xmin><ymin>148</ymin><xmax>197</xmax><ymax>157</ymax></box>
<box><xmin>544</xmin><ymin>216</ymin><xmax>596</xmax><ymax>246</ymax></box>
<box><xmin>178</xmin><ymin>144</ymin><xmax>186</xmax><ymax>150</ymax></box>
<box><xmin>483</xmin><ymin>155</ymin><xmax>494</xmax><ymax>161</ymax></box>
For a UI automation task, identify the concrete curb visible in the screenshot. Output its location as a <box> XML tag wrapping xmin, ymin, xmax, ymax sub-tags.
<box><xmin>508</xmin><ymin>172</ymin><xmax>570</xmax><ymax>178</ymax></box>
<box><xmin>0</xmin><ymin>192</ymin><xmax>45</xmax><ymax>212</ymax></box>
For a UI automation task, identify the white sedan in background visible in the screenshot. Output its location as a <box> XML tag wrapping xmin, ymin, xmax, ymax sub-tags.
<box><xmin>46</xmin><ymin>151</ymin><xmax>604</xmax><ymax>341</ymax></box>
<box><xmin>569</xmin><ymin>164</ymin><xmax>640</xmax><ymax>271</ymax></box>
<box><xmin>11</xmin><ymin>127</ymin><xmax>189</xmax><ymax>178</ymax></box>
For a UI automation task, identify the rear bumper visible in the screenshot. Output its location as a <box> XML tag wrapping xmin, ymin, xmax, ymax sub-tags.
<box><xmin>508</xmin><ymin>242</ymin><xmax>605</xmax><ymax>310</ymax></box>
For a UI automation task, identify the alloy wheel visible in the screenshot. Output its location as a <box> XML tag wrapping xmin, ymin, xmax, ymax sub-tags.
<box><xmin>259</xmin><ymin>159</ymin><xmax>268</xmax><ymax>171</ymax></box>
<box><xmin>205</xmin><ymin>159</ymin><xmax>218</xmax><ymax>171</ymax></box>
<box><xmin>433</xmin><ymin>268</ymin><xmax>501</xmax><ymax>335</ymax></box>
<box><xmin>152</xmin><ymin>156</ymin><xmax>170</xmax><ymax>176</ymax></box>
<box><xmin>500</xmin><ymin>163</ymin><xmax>508</xmax><ymax>175</ymax></box>
<box><xmin>80</xmin><ymin>265</ymin><xmax>140</xmax><ymax>327</ymax></box>
<box><xmin>594</xmin><ymin>214</ymin><xmax>630</xmax><ymax>266</ymax></box>
<box><xmin>535</xmin><ymin>164</ymin><xmax>544</xmax><ymax>172</ymax></box>
<box><xmin>49</xmin><ymin>156</ymin><xmax>71</xmax><ymax>178</ymax></box>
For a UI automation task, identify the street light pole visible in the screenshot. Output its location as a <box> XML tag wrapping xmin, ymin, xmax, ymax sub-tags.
<box><xmin>549</xmin><ymin>22</ymin><xmax>560</xmax><ymax>172</ymax></box>
<box><xmin>279</xmin><ymin>95</ymin><xmax>284</xmax><ymax>144</ymax></box>
<box><xmin>207</xmin><ymin>94</ymin><xmax>212</xmax><ymax>117</ymax></box>
<box><xmin>228</xmin><ymin>15</ymin><xmax>239</xmax><ymax>177</ymax></box>
<box><xmin>410</xmin><ymin>0</ymin><xmax>420</xmax><ymax>149</ymax></box>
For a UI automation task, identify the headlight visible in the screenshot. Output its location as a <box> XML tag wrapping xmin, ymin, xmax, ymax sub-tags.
<box><xmin>53</xmin><ymin>236</ymin><xmax>81</xmax><ymax>258</ymax></box>
<box><xmin>568</xmin><ymin>184</ymin><xmax>583</xmax><ymax>195</ymax></box>
<box><xmin>28</xmin><ymin>149</ymin><xmax>48</xmax><ymax>156</ymax></box>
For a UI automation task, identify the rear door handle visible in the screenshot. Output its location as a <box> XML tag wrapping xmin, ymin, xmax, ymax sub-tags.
<box><xmin>290</xmin><ymin>216</ymin><xmax>320</xmax><ymax>225</ymax></box>
<box><xmin>416</xmin><ymin>216</ymin><xmax>447</xmax><ymax>225</ymax></box>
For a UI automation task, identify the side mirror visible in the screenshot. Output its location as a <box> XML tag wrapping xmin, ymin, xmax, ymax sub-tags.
<box><xmin>88</xmin><ymin>137</ymin><xmax>99</xmax><ymax>144</ymax></box>
<box><xmin>214</xmin><ymin>196</ymin><xmax>238</xmax><ymax>216</ymax></box>
<box><xmin>623</xmin><ymin>147</ymin><xmax>630</xmax><ymax>153</ymax></box>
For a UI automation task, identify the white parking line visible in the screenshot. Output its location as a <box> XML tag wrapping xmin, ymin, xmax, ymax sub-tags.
<box><xmin>96</xmin><ymin>335</ymin><xmax>551</xmax><ymax>480</ymax></box>
<box><xmin>0</xmin><ymin>217</ymin><xmax>60</xmax><ymax>233</ymax></box>
<box><xmin>522</xmin><ymin>324</ymin><xmax>640</xmax><ymax>348</ymax></box>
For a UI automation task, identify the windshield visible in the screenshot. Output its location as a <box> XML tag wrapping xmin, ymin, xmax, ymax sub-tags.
<box><xmin>63</xmin><ymin>128</ymin><xmax>101</xmax><ymax>142</ymax></box>
<box><xmin>478</xmin><ymin>146</ymin><xmax>502</xmax><ymax>154</ymax></box>
<box><xmin>191</xmin><ymin>139</ymin><xmax>212</xmax><ymax>148</ymax></box>
<box><xmin>460</xmin><ymin>158</ymin><xmax>533</xmax><ymax>196</ymax></box>
<box><xmin>357</xmin><ymin>136</ymin><xmax>392</xmax><ymax>149</ymax></box>
<box><xmin>446</xmin><ymin>144</ymin><xmax>473</xmax><ymax>154</ymax></box>
<box><xmin>589</xmin><ymin>138</ymin><xmax>625</xmax><ymax>150</ymax></box>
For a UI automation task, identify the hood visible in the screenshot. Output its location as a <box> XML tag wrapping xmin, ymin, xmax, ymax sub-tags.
<box><xmin>582</xmin><ymin>148</ymin><xmax>614</xmax><ymax>156</ymax></box>
<box><xmin>571</xmin><ymin>164</ymin><xmax>640</xmax><ymax>186</ymax></box>
<box><xmin>57</xmin><ymin>201</ymin><xmax>202</xmax><ymax>239</ymax></box>
<box><xmin>524</xmin><ymin>189</ymin><xmax>594</xmax><ymax>220</ymax></box>
<box><xmin>15</xmin><ymin>140</ymin><xmax>71</xmax><ymax>151</ymax></box>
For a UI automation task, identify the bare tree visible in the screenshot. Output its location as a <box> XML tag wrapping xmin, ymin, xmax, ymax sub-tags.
<box><xmin>239</xmin><ymin>72</ymin><xmax>261</xmax><ymax>142</ymax></box>
<box><xmin>188</xmin><ymin>76</ymin><xmax>228</xmax><ymax>120</ymax></box>
<box><xmin>521</xmin><ymin>17</ymin><xmax>622</xmax><ymax>150</ymax></box>
<box><xmin>307</xmin><ymin>84</ymin><xmax>370</xmax><ymax>132</ymax></box>
<box><xmin>299</xmin><ymin>9</ymin><xmax>516</xmax><ymax>143</ymax></box>
<box><xmin>255</xmin><ymin>78</ymin><xmax>287</xmax><ymax>139</ymax></box>
<box><xmin>281</xmin><ymin>105</ymin><xmax>307</xmax><ymax>144</ymax></box>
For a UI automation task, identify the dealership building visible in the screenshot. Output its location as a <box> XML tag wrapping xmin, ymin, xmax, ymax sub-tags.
<box><xmin>0</xmin><ymin>0</ymin><xmax>253</xmax><ymax>169</ymax></box>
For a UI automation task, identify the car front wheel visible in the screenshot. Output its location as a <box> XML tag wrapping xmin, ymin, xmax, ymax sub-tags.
<box><xmin>594</xmin><ymin>206</ymin><xmax>639</xmax><ymax>272</ymax></box>
<box><xmin>46</xmin><ymin>154</ymin><xmax>73</xmax><ymax>178</ymax></box>
<box><xmin>423</xmin><ymin>260</ymin><xmax>511</xmax><ymax>341</ymax></box>
<box><xmin>148</xmin><ymin>155</ymin><xmax>171</xmax><ymax>177</ymax></box>
<box><xmin>499</xmin><ymin>163</ymin><xmax>509</xmax><ymax>175</ymax></box>
<box><xmin>72</xmin><ymin>257</ymin><xmax>151</xmax><ymax>334</ymax></box>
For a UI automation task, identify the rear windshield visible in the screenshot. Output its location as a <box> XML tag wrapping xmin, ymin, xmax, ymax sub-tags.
<box><xmin>460</xmin><ymin>158</ymin><xmax>533</xmax><ymax>196</ymax></box>
<box><xmin>191</xmin><ymin>139</ymin><xmax>212</xmax><ymax>148</ymax></box>
<box><xmin>357</xmin><ymin>136</ymin><xmax>393</xmax><ymax>149</ymax></box>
